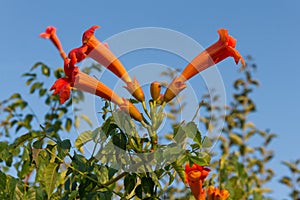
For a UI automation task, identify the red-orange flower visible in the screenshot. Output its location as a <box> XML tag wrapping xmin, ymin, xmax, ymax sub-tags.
<box><xmin>79</xmin><ymin>26</ymin><xmax>145</xmax><ymax>102</ymax></box>
<box><xmin>207</xmin><ymin>186</ymin><xmax>230</xmax><ymax>200</ymax></box>
<box><xmin>185</xmin><ymin>163</ymin><xmax>211</xmax><ymax>200</ymax></box>
<box><xmin>164</xmin><ymin>29</ymin><xmax>245</xmax><ymax>102</ymax></box>
<box><xmin>40</xmin><ymin>26</ymin><xmax>67</xmax><ymax>59</ymax></box>
<box><xmin>50</xmin><ymin>59</ymin><xmax>142</xmax><ymax>122</ymax></box>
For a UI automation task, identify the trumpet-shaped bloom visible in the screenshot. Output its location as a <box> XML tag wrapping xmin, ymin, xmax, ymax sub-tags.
<box><xmin>50</xmin><ymin>59</ymin><xmax>142</xmax><ymax>122</ymax></box>
<box><xmin>82</xmin><ymin>26</ymin><xmax>131</xmax><ymax>83</ymax></box>
<box><xmin>185</xmin><ymin>163</ymin><xmax>210</xmax><ymax>200</ymax></box>
<box><xmin>164</xmin><ymin>29</ymin><xmax>244</xmax><ymax>102</ymax></box>
<box><xmin>40</xmin><ymin>26</ymin><xmax>67</xmax><ymax>59</ymax></box>
<box><xmin>79</xmin><ymin>26</ymin><xmax>145</xmax><ymax>102</ymax></box>
<box><xmin>163</xmin><ymin>77</ymin><xmax>186</xmax><ymax>103</ymax></box>
<box><xmin>207</xmin><ymin>186</ymin><xmax>230</xmax><ymax>200</ymax></box>
<box><xmin>41</xmin><ymin>26</ymin><xmax>143</xmax><ymax>121</ymax></box>
<box><xmin>180</xmin><ymin>29</ymin><xmax>245</xmax><ymax>81</ymax></box>
<box><xmin>123</xmin><ymin>78</ymin><xmax>145</xmax><ymax>102</ymax></box>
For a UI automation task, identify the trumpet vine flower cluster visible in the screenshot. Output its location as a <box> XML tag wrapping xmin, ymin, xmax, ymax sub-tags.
<box><xmin>40</xmin><ymin>25</ymin><xmax>243</xmax><ymax>198</ymax></box>
<box><xmin>40</xmin><ymin>25</ymin><xmax>243</xmax><ymax>121</ymax></box>
<box><xmin>185</xmin><ymin>163</ymin><xmax>230</xmax><ymax>200</ymax></box>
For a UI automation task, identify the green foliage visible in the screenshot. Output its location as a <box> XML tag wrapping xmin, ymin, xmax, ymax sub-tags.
<box><xmin>279</xmin><ymin>160</ymin><xmax>300</xmax><ymax>199</ymax></box>
<box><xmin>200</xmin><ymin>59</ymin><xmax>276</xmax><ymax>199</ymax></box>
<box><xmin>0</xmin><ymin>58</ymin><xmax>290</xmax><ymax>199</ymax></box>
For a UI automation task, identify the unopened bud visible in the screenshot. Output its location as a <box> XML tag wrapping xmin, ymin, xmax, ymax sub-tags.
<box><xmin>150</xmin><ymin>81</ymin><xmax>161</xmax><ymax>100</ymax></box>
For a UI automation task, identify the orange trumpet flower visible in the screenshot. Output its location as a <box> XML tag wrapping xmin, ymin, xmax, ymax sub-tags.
<box><xmin>185</xmin><ymin>163</ymin><xmax>211</xmax><ymax>200</ymax></box>
<box><xmin>79</xmin><ymin>26</ymin><xmax>145</xmax><ymax>102</ymax></box>
<box><xmin>164</xmin><ymin>29</ymin><xmax>245</xmax><ymax>102</ymax></box>
<box><xmin>41</xmin><ymin>26</ymin><xmax>143</xmax><ymax>121</ymax></box>
<box><xmin>50</xmin><ymin>59</ymin><xmax>142</xmax><ymax>122</ymax></box>
<box><xmin>40</xmin><ymin>26</ymin><xmax>67</xmax><ymax>60</ymax></box>
<box><xmin>207</xmin><ymin>186</ymin><xmax>230</xmax><ymax>200</ymax></box>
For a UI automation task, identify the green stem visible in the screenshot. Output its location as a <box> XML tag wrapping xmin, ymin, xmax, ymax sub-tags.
<box><xmin>142</xmin><ymin>101</ymin><xmax>151</xmax><ymax>119</ymax></box>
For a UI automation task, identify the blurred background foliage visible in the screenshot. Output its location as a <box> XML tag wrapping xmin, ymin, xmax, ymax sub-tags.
<box><xmin>0</xmin><ymin>58</ymin><xmax>299</xmax><ymax>199</ymax></box>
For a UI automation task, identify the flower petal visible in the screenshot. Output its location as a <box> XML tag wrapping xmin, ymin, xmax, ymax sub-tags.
<box><xmin>50</xmin><ymin>78</ymin><xmax>71</xmax><ymax>104</ymax></box>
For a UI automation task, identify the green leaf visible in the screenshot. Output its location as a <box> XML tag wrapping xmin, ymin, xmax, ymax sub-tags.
<box><xmin>74</xmin><ymin>116</ymin><xmax>80</xmax><ymax>129</ymax></box>
<box><xmin>229</xmin><ymin>133</ymin><xmax>243</xmax><ymax>145</ymax></box>
<box><xmin>75</xmin><ymin>130</ymin><xmax>93</xmax><ymax>150</ymax></box>
<box><xmin>98</xmin><ymin>166</ymin><xmax>109</xmax><ymax>184</ymax></box>
<box><xmin>265</xmin><ymin>133</ymin><xmax>277</xmax><ymax>145</ymax></box>
<box><xmin>29</xmin><ymin>82</ymin><xmax>43</xmax><ymax>94</ymax></box>
<box><xmin>31</xmin><ymin>62</ymin><xmax>46</xmax><ymax>71</ymax></box>
<box><xmin>193</xmin><ymin>130</ymin><xmax>202</xmax><ymax>146</ymax></box>
<box><xmin>189</xmin><ymin>155</ymin><xmax>209</xmax><ymax>166</ymax></box>
<box><xmin>33</xmin><ymin>140</ymin><xmax>43</xmax><ymax>149</ymax></box>
<box><xmin>202</xmin><ymin>136</ymin><xmax>212</xmax><ymax>148</ymax></box>
<box><xmin>14</xmin><ymin>183</ymin><xmax>23</xmax><ymax>200</ymax></box>
<box><xmin>183</xmin><ymin>122</ymin><xmax>197</xmax><ymax>139</ymax></box>
<box><xmin>141</xmin><ymin>177</ymin><xmax>154</xmax><ymax>196</ymax></box>
<box><xmin>39</xmin><ymin>88</ymin><xmax>47</xmax><ymax>97</ymax></box>
<box><xmin>22</xmin><ymin>73</ymin><xmax>37</xmax><ymax>78</ymax></box>
<box><xmin>282</xmin><ymin>161</ymin><xmax>298</xmax><ymax>173</ymax></box>
<box><xmin>0</xmin><ymin>171</ymin><xmax>7</xmax><ymax>193</ymax></box>
<box><xmin>80</xmin><ymin>114</ymin><xmax>93</xmax><ymax>127</ymax></box>
<box><xmin>171</xmin><ymin>161</ymin><xmax>186</xmax><ymax>182</ymax></box>
<box><xmin>41</xmin><ymin>64</ymin><xmax>50</xmax><ymax>77</ymax></box>
<box><xmin>10</xmin><ymin>132</ymin><xmax>33</xmax><ymax>149</ymax></box>
<box><xmin>135</xmin><ymin>184</ymin><xmax>142</xmax><ymax>199</ymax></box>
<box><xmin>54</xmin><ymin>68</ymin><xmax>64</xmax><ymax>78</ymax></box>
<box><xmin>113</xmin><ymin>111</ymin><xmax>136</xmax><ymax>135</ymax></box>
<box><xmin>44</xmin><ymin>163</ymin><xmax>59</xmax><ymax>198</ymax></box>
<box><xmin>279</xmin><ymin>176</ymin><xmax>293</xmax><ymax>187</ymax></box>
<box><xmin>163</xmin><ymin>145</ymin><xmax>184</xmax><ymax>161</ymax></box>
<box><xmin>9</xmin><ymin>93</ymin><xmax>21</xmax><ymax>100</ymax></box>
<box><xmin>173</xmin><ymin>124</ymin><xmax>186</xmax><ymax>145</ymax></box>
<box><xmin>65</xmin><ymin>118</ymin><xmax>72</xmax><ymax>132</ymax></box>
<box><xmin>57</xmin><ymin>139</ymin><xmax>71</xmax><ymax>158</ymax></box>
<box><xmin>124</xmin><ymin>174</ymin><xmax>137</xmax><ymax>195</ymax></box>
<box><xmin>112</xmin><ymin>132</ymin><xmax>127</xmax><ymax>150</ymax></box>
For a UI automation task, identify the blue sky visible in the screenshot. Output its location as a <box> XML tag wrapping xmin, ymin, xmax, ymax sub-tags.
<box><xmin>1</xmin><ymin>1</ymin><xmax>300</xmax><ymax>198</ymax></box>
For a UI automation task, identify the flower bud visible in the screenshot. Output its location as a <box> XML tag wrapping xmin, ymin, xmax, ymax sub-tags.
<box><xmin>150</xmin><ymin>82</ymin><xmax>161</xmax><ymax>100</ymax></box>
